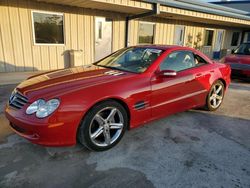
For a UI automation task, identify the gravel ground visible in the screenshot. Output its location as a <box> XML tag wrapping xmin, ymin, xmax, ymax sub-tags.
<box><xmin>0</xmin><ymin>80</ymin><xmax>249</xmax><ymax>188</ymax></box>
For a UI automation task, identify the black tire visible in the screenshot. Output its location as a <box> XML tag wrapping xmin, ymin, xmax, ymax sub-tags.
<box><xmin>77</xmin><ymin>100</ymin><xmax>128</xmax><ymax>151</ymax></box>
<box><xmin>205</xmin><ymin>80</ymin><xmax>225</xmax><ymax>111</ymax></box>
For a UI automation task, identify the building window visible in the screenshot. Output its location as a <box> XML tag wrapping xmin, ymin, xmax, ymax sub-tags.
<box><xmin>231</xmin><ymin>32</ymin><xmax>240</xmax><ymax>46</ymax></box>
<box><xmin>204</xmin><ymin>30</ymin><xmax>214</xmax><ymax>46</ymax></box>
<box><xmin>138</xmin><ymin>22</ymin><xmax>155</xmax><ymax>44</ymax></box>
<box><xmin>32</xmin><ymin>11</ymin><xmax>64</xmax><ymax>45</ymax></box>
<box><xmin>243</xmin><ymin>32</ymin><xmax>250</xmax><ymax>42</ymax></box>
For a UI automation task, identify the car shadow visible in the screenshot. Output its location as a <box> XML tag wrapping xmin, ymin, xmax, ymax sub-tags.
<box><xmin>0</xmin><ymin>107</ymin><xmax>249</xmax><ymax>187</ymax></box>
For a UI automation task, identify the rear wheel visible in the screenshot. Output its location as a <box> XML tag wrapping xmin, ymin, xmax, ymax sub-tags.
<box><xmin>77</xmin><ymin>100</ymin><xmax>128</xmax><ymax>151</ymax></box>
<box><xmin>205</xmin><ymin>80</ymin><xmax>225</xmax><ymax>111</ymax></box>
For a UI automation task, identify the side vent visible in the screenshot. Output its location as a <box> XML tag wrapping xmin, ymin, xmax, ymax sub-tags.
<box><xmin>134</xmin><ymin>101</ymin><xmax>146</xmax><ymax>110</ymax></box>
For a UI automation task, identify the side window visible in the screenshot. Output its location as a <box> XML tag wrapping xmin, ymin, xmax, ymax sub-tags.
<box><xmin>160</xmin><ymin>51</ymin><xmax>195</xmax><ymax>72</ymax></box>
<box><xmin>194</xmin><ymin>54</ymin><xmax>208</xmax><ymax>67</ymax></box>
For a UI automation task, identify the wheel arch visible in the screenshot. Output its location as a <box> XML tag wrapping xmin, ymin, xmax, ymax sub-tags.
<box><xmin>79</xmin><ymin>97</ymin><xmax>131</xmax><ymax>132</ymax></box>
<box><xmin>218</xmin><ymin>78</ymin><xmax>227</xmax><ymax>89</ymax></box>
<box><xmin>106</xmin><ymin>98</ymin><xmax>131</xmax><ymax>129</ymax></box>
<box><xmin>76</xmin><ymin>97</ymin><xmax>131</xmax><ymax>151</ymax></box>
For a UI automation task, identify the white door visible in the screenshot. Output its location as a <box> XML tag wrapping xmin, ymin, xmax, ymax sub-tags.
<box><xmin>95</xmin><ymin>17</ymin><xmax>112</xmax><ymax>62</ymax></box>
<box><xmin>174</xmin><ymin>25</ymin><xmax>185</xmax><ymax>46</ymax></box>
<box><xmin>214</xmin><ymin>30</ymin><xmax>224</xmax><ymax>52</ymax></box>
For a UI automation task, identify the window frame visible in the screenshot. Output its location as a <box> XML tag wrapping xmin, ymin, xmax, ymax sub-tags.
<box><xmin>31</xmin><ymin>10</ymin><xmax>65</xmax><ymax>46</ymax></box>
<box><xmin>138</xmin><ymin>21</ymin><xmax>155</xmax><ymax>45</ymax></box>
<box><xmin>193</xmin><ymin>53</ymin><xmax>209</xmax><ymax>68</ymax></box>
<box><xmin>159</xmin><ymin>50</ymin><xmax>197</xmax><ymax>72</ymax></box>
<box><xmin>204</xmin><ymin>29</ymin><xmax>214</xmax><ymax>47</ymax></box>
<box><xmin>234</xmin><ymin>43</ymin><xmax>250</xmax><ymax>55</ymax></box>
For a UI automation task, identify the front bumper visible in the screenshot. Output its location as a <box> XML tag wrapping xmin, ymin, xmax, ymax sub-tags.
<box><xmin>5</xmin><ymin>104</ymin><xmax>81</xmax><ymax>146</ymax></box>
<box><xmin>231</xmin><ymin>69</ymin><xmax>250</xmax><ymax>79</ymax></box>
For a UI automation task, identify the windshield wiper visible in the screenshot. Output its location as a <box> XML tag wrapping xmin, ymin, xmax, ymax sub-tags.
<box><xmin>96</xmin><ymin>64</ymin><xmax>121</xmax><ymax>71</ymax></box>
<box><xmin>96</xmin><ymin>65</ymin><xmax>137</xmax><ymax>73</ymax></box>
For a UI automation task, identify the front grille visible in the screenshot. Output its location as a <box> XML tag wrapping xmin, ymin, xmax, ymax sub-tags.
<box><xmin>9</xmin><ymin>90</ymin><xmax>28</xmax><ymax>109</ymax></box>
<box><xmin>10</xmin><ymin>123</ymin><xmax>26</xmax><ymax>134</ymax></box>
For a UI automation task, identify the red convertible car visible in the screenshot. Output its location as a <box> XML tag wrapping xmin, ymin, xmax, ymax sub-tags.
<box><xmin>221</xmin><ymin>42</ymin><xmax>250</xmax><ymax>80</ymax></box>
<box><xmin>5</xmin><ymin>45</ymin><xmax>231</xmax><ymax>151</ymax></box>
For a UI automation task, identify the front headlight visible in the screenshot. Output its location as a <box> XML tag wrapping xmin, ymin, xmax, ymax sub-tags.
<box><xmin>26</xmin><ymin>99</ymin><xmax>60</xmax><ymax>118</ymax></box>
<box><xmin>26</xmin><ymin>99</ymin><xmax>46</xmax><ymax>115</ymax></box>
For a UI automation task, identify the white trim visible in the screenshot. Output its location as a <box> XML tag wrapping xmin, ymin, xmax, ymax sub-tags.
<box><xmin>139</xmin><ymin>21</ymin><xmax>156</xmax><ymax>25</ymax></box>
<box><xmin>31</xmin><ymin>10</ymin><xmax>65</xmax><ymax>46</ymax></box>
<box><xmin>153</xmin><ymin>89</ymin><xmax>207</xmax><ymax>108</ymax></box>
<box><xmin>205</xmin><ymin>28</ymin><xmax>215</xmax><ymax>31</ymax></box>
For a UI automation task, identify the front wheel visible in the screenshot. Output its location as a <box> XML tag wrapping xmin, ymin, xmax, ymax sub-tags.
<box><xmin>205</xmin><ymin>80</ymin><xmax>225</xmax><ymax>111</ymax></box>
<box><xmin>77</xmin><ymin>100</ymin><xmax>128</xmax><ymax>151</ymax></box>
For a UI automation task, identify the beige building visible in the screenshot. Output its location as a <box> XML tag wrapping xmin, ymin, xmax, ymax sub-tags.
<box><xmin>0</xmin><ymin>0</ymin><xmax>250</xmax><ymax>72</ymax></box>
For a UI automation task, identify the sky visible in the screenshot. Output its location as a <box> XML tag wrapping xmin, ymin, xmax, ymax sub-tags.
<box><xmin>202</xmin><ymin>0</ymin><xmax>213</xmax><ymax>1</ymax></box>
<box><xmin>203</xmin><ymin>0</ymin><xmax>249</xmax><ymax>1</ymax></box>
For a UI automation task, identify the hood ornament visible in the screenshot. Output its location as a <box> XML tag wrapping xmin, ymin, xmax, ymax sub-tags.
<box><xmin>104</xmin><ymin>70</ymin><xmax>124</xmax><ymax>76</ymax></box>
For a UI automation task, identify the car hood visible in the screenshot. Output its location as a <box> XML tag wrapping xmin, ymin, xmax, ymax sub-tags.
<box><xmin>224</xmin><ymin>54</ymin><xmax>250</xmax><ymax>65</ymax></box>
<box><xmin>16</xmin><ymin>65</ymin><xmax>133</xmax><ymax>100</ymax></box>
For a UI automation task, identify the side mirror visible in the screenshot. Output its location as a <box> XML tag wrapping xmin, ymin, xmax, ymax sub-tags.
<box><xmin>231</xmin><ymin>49</ymin><xmax>235</xmax><ymax>54</ymax></box>
<box><xmin>156</xmin><ymin>70</ymin><xmax>177</xmax><ymax>78</ymax></box>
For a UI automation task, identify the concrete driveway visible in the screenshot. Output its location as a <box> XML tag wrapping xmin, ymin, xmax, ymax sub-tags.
<box><xmin>0</xmin><ymin>80</ymin><xmax>250</xmax><ymax>188</ymax></box>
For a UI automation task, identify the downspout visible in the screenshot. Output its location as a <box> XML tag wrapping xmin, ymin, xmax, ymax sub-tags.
<box><xmin>125</xmin><ymin>3</ymin><xmax>160</xmax><ymax>47</ymax></box>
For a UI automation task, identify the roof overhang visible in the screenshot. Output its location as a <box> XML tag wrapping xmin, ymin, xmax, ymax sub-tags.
<box><xmin>33</xmin><ymin>0</ymin><xmax>250</xmax><ymax>28</ymax></box>
<box><xmin>144</xmin><ymin>0</ymin><xmax>250</xmax><ymax>20</ymax></box>
<box><xmin>35</xmin><ymin>0</ymin><xmax>152</xmax><ymax>14</ymax></box>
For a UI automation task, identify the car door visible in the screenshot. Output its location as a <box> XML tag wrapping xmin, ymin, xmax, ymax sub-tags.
<box><xmin>187</xmin><ymin>53</ymin><xmax>216</xmax><ymax>106</ymax></box>
<box><xmin>150</xmin><ymin>50</ymin><xmax>206</xmax><ymax>119</ymax></box>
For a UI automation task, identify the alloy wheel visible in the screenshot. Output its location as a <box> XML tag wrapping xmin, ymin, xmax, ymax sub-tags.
<box><xmin>209</xmin><ymin>83</ymin><xmax>223</xmax><ymax>109</ymax></box>
<box><xmin>89</xmin><ymin>107</ymin><xmax>124</xmax><ymax>147</ymax></box>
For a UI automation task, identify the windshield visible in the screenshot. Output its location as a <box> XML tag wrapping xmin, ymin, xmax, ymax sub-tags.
<box><xmin>234</xmin><ymin>43</ymin><xmax>250</xmax><ymax>55</ymax></box>
<box><xmin>95</xmin><ymin>47</ymin><xmax>163</xmax><ymax>73</ymax></box>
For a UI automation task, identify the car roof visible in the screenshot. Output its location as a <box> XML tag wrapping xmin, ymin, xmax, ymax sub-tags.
<box><xmin>131</xmin><ymin>45</ymin><xmax>193</xmax><ymax>51</ymax></box>
<box><xmin>130</xmin><ymin>44</ymin><xmax>213</xmax><ymax>63</ymax></box>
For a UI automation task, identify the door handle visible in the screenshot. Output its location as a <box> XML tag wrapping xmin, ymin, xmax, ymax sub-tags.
<box><xmin>195</xmin><ymin>73</ymin><xmax>203</xmax><ymax>78</ymax></box>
